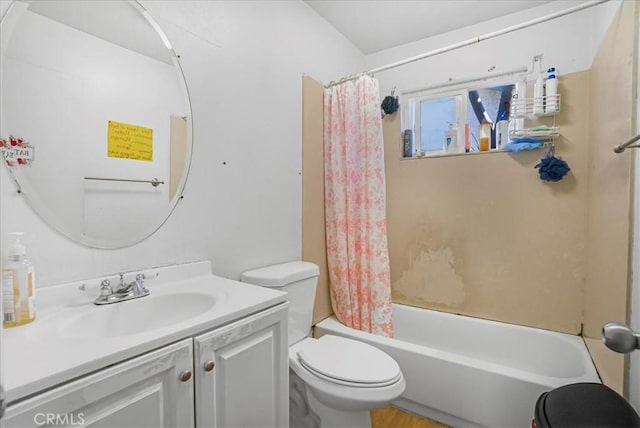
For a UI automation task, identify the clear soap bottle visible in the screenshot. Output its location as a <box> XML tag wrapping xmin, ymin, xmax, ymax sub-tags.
<box><xmin>445</xmin><ymin>123</ymin><xmax>458</xmax><ymax>153</ymax></box>
<box><xmin>2</xmin><ymin>232</ymin><xmax>36</xmax><ymax>327</ymax></box>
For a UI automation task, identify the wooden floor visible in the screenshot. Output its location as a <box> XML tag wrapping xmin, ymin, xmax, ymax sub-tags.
<box><xmin>371</xmin><ymin>406</ymin><xmax>449</xmax><ymax>428</ymax></box>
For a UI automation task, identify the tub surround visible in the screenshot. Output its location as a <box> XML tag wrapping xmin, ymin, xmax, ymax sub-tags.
<box><xmin>2</xmin><ymin>261</ymin><xmax>287</xmax><ymax>403</ymax></box>
<box><xmin>382</xmin><ymin>71</ymin><xmax>590</xmax><ymax>336</ymax></box>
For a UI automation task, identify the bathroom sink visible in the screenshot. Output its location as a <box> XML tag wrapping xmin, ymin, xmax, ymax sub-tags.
<box><xmin>59</xmin><ymin>292</ymin><xmax>217</xmax><ymax>338</ymax></box>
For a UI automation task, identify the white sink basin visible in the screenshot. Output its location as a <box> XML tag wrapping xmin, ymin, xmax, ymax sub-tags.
<box><xmin>59</xmin><ymin>292</ymin><xmax>217</xmax><ymax>338</ymax></box>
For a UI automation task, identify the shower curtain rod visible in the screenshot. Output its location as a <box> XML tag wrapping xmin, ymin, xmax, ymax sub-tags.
<box><xmin>325</xmin><ymin>0</ymin><xmax>609</xmax><ymax>88</ymax></box>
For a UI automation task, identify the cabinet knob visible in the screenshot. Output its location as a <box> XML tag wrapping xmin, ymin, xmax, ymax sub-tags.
<box><xmin>204</xmin><ymin>361</ymin><xmax>215</xmax><ymax>372</ymax></box>
<box><xmin>179</xmin><ymin>370</ymin><xmax>192</xmax><ymax>382</ymax></box>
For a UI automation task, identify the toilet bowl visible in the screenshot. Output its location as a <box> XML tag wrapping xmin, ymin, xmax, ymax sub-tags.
<box><xmin>288</xmin><ymin>335</ymin><xmax>405</xmax><ymax>427</ymax></box>
<box><xmin>241</xmin><ymin>261</ymin><xmax>405</xmax><ymax>428</ymax></box>
<box><xmin>291</xmin><ymin>335</ymin><xmax>405</xmax><ymax>406</ymax></box>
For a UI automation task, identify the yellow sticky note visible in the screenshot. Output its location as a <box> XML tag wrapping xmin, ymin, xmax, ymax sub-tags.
<box><xmin>107</xmin><ymin>120</ymin><xmax>153</xmax><ymax>161</ymax></box>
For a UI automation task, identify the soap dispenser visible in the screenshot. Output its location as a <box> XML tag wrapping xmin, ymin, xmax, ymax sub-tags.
<box><xmin>444</xmin><ymin>123</ymin><xmax>458</xmax><ymax>153</ymax></box>
<box><xmin>2</xmin><ymin>233</ymin><xmax>36</xmax><ymax>327</ymax></box>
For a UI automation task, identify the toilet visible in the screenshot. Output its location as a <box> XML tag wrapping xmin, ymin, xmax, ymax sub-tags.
<box><xmin>241</xmin><ymin>261</ymin><xmax>405</xmax><ymax>428</ymax></box>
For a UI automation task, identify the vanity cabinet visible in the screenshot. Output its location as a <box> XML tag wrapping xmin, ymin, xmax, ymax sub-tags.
<box><xmin>3</xmin><ymin>303</ymin><xmax>288</xmax><ymax>428</ymax></box>
<box><xmin>4</xmin><ymin>339</ymin><xmax>195</xmax><ymax>427</ymax></box>
<box><xmin>194</xmin><ymin>304</ymin><xmax>288</xmax><ymax>428</ymax></box>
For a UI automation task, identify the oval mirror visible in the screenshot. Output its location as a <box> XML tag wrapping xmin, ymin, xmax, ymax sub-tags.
<box><xmin>0</xmin><ymin>0</ymin><xmax>192</xmax><ymax>248</ymax></box>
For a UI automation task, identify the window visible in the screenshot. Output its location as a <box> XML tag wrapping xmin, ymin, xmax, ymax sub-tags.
<box><xmin>416</xmin><ymin>94</ymin><xmax>461</xmax><ymax>152</ymax></box>
<box><xmin>403</xmin><ymin>82</ymin><xmax>516</xmax><ymax>157</ymax></box>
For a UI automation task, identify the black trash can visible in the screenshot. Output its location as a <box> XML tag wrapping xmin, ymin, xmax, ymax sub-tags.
<box><xmin>534</xmin><ymin>382</ymin><xmax>640</xmax><ymax>428</ymax></box>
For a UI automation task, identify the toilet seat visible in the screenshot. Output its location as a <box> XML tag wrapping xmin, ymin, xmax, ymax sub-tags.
<box><xmin>296</xmin><ymin>335</ymin><xmax>402</xmax><ymax>388</ymax></box>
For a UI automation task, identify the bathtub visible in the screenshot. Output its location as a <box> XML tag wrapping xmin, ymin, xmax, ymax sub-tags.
<box><xmin>314</xmin><ymin>303</ymin><xmax>600</xmax><ymax>428</ymax></box>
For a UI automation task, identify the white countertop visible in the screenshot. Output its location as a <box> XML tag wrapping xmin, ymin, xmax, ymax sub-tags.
<box><xmin>2</xmin><ymin>261</ymin><xmax>287</xmax><ymax>403</ymax></box>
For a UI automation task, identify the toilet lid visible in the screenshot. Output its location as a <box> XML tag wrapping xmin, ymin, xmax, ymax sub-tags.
<box><xmin>296</xmin><ymin>335</ymin><xmax>401</xmax><ymax>386</ymax></box>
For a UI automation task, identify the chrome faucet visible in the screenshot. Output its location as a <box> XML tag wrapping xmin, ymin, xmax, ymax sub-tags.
<box><xmin>94</xmin><ymin>272</ymin><xmax>155</xmax><ymax>305</ymax></box>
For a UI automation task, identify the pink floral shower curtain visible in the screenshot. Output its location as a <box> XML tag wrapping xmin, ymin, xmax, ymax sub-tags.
<box><xmin>324</xmin><ymin>75</ymin><xmax>394</xmax><ymax>337</ymax></box>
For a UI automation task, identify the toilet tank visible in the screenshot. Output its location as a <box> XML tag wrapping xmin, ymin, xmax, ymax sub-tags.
<box><xmin>241</xmin><ymin>261</ymin><xmax>319</xmax><ymax>346</ymax></box>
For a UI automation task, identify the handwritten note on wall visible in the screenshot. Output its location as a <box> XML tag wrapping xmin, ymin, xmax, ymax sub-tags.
<box><xmin>107</xmin><ymin>120</ymin><xmax>153</xmax><ymax>161</ymax></box>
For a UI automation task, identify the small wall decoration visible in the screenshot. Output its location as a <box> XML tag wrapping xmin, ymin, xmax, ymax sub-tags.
<box><xmin>107</xmin><ymin>120</ymin><xmax>153</xmax><ymax>161</ymax></box>
<box><xmin>0</xmin><ymin>136</ymin><xmax>35</xmax><ymax>167</ymax></box>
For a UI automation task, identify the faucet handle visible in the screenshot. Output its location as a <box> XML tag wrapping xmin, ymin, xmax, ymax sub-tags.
<box><xmin>134</xmin><ymin>272</ymin><xmax>157</xmax><ymax>294</ymax></box>
<box><xmin>137</xmin><ymin>272</ymin><xmax>158</xmax><ymax>281</ymax></box>
<box><xmin>99</xmin><ymin>279</ymin><xmax>112</xmax><ymax>297</ymax></box>
<box><xmin>135</xmin><ymin>272</ymin><xmax>158</xmax><ymax>288</ymax></box>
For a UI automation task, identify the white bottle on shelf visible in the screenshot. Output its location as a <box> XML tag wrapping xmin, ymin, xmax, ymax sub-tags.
<box><xmin>533</xmin><ymin>72</ymin><xmax>545</xmax><ymax>115</ymax></box>
<box><xmin>546</xmin><ymin>67</ymin><xmax>558</xmax><ymax>113</ymax></box>
<box><xmin>546</xmin><ymin>74</ymin><xmax>558</xmax><ymax>113</ymax></box>
<box><xmin>495</xmin><ymin>111</ymin><xmax>509</xmax><ymax>149</ymax></box>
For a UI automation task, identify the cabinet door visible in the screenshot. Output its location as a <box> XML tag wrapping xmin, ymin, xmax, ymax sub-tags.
<box><xmin>194</xmin><ymin>303</ymin><xmax>288</xmax><ymax>428</ymax></box>
<box><xmin>5</xmin><ymin>339</ymin><xmax>194</xmax><ymax>428</ymax></box>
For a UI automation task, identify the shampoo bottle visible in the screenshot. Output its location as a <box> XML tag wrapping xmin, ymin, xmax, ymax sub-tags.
<box><xmin>546</xmin><ymin>68</ymin><xmax>558</xmax><ymax>113</ymax></box>
<box><xmin>2</xmin><ymin>233</ymin><xmax>35</xmax><ymax>327</ymax></box>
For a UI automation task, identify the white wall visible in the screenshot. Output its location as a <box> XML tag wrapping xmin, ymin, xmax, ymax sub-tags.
<box><xmin>0</xmin><ymin>0</ymin><xmax>363</xmax><ymax>286</ymax></box>
<box><xmin>364</xmin><ymin>0</ymin><xmax>622</xmax><ymax>95</ymax></box>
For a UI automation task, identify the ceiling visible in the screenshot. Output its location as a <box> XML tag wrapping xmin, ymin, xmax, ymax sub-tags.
<box><xmin>305</xmin><ymin>0</ymin><xmax>554</xmax><ymax>54</ymax></box>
